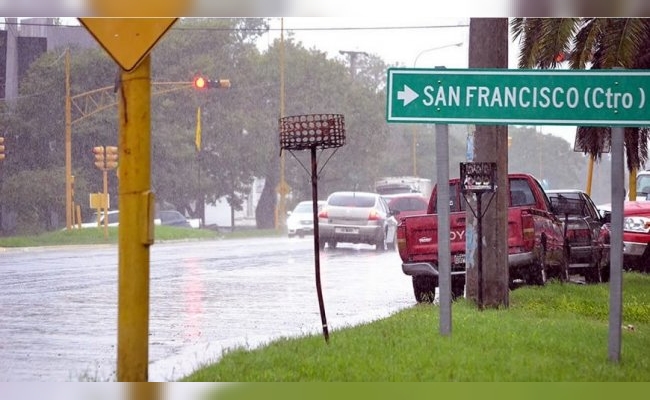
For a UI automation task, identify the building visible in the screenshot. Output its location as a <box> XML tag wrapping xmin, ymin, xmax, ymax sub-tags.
<box><xmin>0</xmin><ymin>18</ymin><xmax>96</xmax><ymax>101</ymax></box>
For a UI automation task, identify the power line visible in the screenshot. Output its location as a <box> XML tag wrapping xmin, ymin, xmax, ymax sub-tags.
<box><xmin>3</xmin><ymin>19</ymin><xmax>469</xmax><ymax>33</ymax></box>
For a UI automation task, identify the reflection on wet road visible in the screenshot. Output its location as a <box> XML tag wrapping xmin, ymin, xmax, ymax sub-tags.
<box><xmin>0</xmin><ymin>237</ymin><xmax>413</xmax><ymax>381</ymax></box>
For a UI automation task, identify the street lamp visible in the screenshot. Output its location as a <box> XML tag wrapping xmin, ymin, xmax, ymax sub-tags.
<box><xmin>411</xmin><ymin>42</ymin><xmax>464</xmax><ymax>176</ymax></box>
<box><xmin>339</xmin><ymin>50</ymin><xmax>369</xmax><ymax>77</ymax></box>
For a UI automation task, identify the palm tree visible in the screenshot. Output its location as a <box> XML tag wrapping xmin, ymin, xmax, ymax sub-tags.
<box><xmin>511</xmin><ymin>18</ymin><xmax>650</xmax><ymax>199</ymax></box>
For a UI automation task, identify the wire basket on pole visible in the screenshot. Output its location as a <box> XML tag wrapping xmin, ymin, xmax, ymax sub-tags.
<box><xmin>279</xmin><ymin>113</ymin><xmax>346</xmax><ymax>343</ymax></box>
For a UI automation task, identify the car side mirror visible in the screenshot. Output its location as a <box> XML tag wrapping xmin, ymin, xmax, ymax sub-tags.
<box><xmin>600</xmin><ymin>211</ymin><xmax>611</xmax><ymax>224</ymax></box>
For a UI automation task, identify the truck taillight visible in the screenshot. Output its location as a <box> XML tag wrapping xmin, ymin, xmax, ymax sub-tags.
<box><xmin>521</xmin><ymin>211</ymin><xmax>535</xmax><ymax>250</ymax></box>
<box><xmin>566</xmin><ymin>226</ymin><xmax>591</xmax><ymax>245</ymax></box>
<box><xmin>318</xmin><ymin>208</ymin><xmax>328</xmax><ymax>219</ymax></box>
<box><xmin>396</xmin><ymin>225</ymin><xmax>407</xmax><ymax>260</ymax></box>
<box><xmin>368</xmin><ymin>209</ymin><xmax>380</xmax><ymax>220</ymax></box>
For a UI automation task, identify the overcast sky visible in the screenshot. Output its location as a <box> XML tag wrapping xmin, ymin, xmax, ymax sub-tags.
<box><xmin>259</xmin><ymin>17</ymin><xmax>577</xmax><ymax>145</ymax></box>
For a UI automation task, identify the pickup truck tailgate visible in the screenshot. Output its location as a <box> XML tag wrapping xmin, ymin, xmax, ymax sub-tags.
<box><xmin>397</xmin><ymin>212</ymin><xmax>467</xmax><ymax>263</ymax></box>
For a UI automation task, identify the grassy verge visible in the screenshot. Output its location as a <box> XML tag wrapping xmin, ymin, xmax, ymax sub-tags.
<box><xmin>183</xmin><ymin>273</ymin><xmax>650</xmax><ymax>382</ymax></box>
<box><xmin>0</xmin><ymin>226</ymin><xmax>281</xmax><ymax>248</ymax></box>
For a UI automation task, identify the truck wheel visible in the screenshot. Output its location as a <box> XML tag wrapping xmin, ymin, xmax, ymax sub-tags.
<box><xmin>556</xmin><ymin>257</ymin><xmax>570</xmax><ymax>283</ymax></box>
<box><xmin>525</xmin><ymin>261</ymin><xmax>546</xmax><ymax>286</ymax></box>
<box><xmin>375</xmin><ymin>232</ymin><xmax>387</xmax><ymax>252</ymax></box>
<box><xmin>584</xmin><ymin>265</ymin><xmax>601</xmax><ymax>284</ymax></box>
<box><xmin>412</xmin><ymin>275</ymin><xmax>438</xmax><ymax>303</ymax></box>
<box><xmin>328</xmin><ymin>240</ymin><xmax>338</xmax><ymax>249</ymax></box>
<box><xmin>451</xmin><ymin>282</ymin><xmax>465</xmax><ymax>300</ymax></box>
<box><xmin>600</xmin><ymin>263</ymin><xmax>610</xmax><ymax>283</ymax></box>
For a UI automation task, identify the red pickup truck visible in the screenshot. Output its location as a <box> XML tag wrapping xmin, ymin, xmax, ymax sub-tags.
<box><xmin>396</xmin><ymin>173</ymin><xmax>567</xmax><ymax>302</ymax></box>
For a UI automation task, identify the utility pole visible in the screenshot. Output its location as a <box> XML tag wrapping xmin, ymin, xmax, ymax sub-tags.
<box><xmin>339</xmin><ymin>50</ymin><xmax>368</xmax><ymax>78</ymax></box>
<box><xmin>465</xmin><ymin>18</ymin><xmax>510</xmax><ymax>309</ymax></box>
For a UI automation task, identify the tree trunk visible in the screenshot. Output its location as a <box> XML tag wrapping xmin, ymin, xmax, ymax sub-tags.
<box><xmin>465</xmin><ymin>18</ymin><xmax>510</xmax><ymax>309</ymax></box>
<box><xmin>255</xmin><ymin>159</ymin><xmax>278</xmax><ymax>229</ymax></box>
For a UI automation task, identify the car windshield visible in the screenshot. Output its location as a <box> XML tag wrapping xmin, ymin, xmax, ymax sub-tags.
<box><xmin>637</xmin><ymin>175</ymin><xmax>650</xmax><ymax>195</ymax></box>
<box><xmin>329</xmin><ymin>194</ymin><xmax>376</xmax><ymax>208</ymax></box>
<box><xmin>293</xmin><ymin>202</ymin><xmax>314</xmax><ymax>213</ymax></box>
<box><xmin>548</xmin><ymin>192</ymin><xmax>588</xmax><ymax>216</ymax></box>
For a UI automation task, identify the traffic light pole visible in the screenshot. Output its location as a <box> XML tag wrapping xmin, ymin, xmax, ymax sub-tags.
<box><xmin>117</xmin><ymin>55</ymin><xmax>153</xmax><ymax>382</ymax></box>
<box><xmin>103</xmin><ymin>169</ymin><xmax>108</xmax><ymax>239</ymax></box>
<box><xmin>65</xmin><ymin>48</ymin><xmax>73</xmax><ymax>230</ymax></box>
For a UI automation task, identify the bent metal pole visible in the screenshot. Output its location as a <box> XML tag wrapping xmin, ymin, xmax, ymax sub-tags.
<box><xmin>279</xmin><ymin>114</ymin><xmax>345</xmax><ymax>343</ymax></box>
<box><xmin>311</xmin><ymin>144</ymin><xmax>329</xmax><ymax>342</ymax></box>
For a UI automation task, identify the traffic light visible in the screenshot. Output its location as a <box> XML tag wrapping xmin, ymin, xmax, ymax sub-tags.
<box><xmin>192</xmin><ymin>76</ymin><xmax>231</xmax><ymax>89</ymax></box>
<box><xmin>93</xmin><ymin>146</ymin><xmax>105</xmax><ymax>169</ymax></box>
<box><xmin>105</xmin><ymin>146</ymin><xmax>118</xmax><ymax>170</ymax></box>
<box><xmin>0</xmin><ymin>136</ymin><xmax>4</xmax><ymax>161</ymax></box>
<box><xmin>211</xmin><ymin>79</ymin><xmax>231</xmax><ymax>88</ymax></box>
<box><xmin>193</xmin><ymin>76</ymin><xmax>207</xmax><ymax>89</ymax></box>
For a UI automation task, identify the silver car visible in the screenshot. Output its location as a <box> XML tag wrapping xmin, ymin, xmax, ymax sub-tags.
<box><xmin>318</xmin><ymin>191</ymin><xmax>398</xmax><ymax>251</ymax></box>
<box><xmin>287</xmin><ymin>200</ymin><xmax>326</xmax><ymax>238</ymax></box>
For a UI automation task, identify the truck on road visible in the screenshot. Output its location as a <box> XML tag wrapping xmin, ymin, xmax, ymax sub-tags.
<box><xmin>396</xmin><ymin>173</ymin><xmax>568</xmax><ymax>302</ymax></box>
<box><xmin>375</xmin><ymin>176</ymin><xmax>433</xmax><ymax>198</ymax></box>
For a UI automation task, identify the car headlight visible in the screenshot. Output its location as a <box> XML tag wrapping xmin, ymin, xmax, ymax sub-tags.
<box><xmin>623</xmin><ymin>216</ymin><xmax>650</xmax><ymax>233</ymax></box>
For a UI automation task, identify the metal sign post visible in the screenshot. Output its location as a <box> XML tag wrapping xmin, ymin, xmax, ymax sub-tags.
<box><xmin>279</xmin><ymin>114</ymin><xmax>346</xmax><ymax>343</ymax></box>
<box><xmin>460</xmin><ymin>162</ymin><xmax>497</xmax><ymax>310</ymax></box>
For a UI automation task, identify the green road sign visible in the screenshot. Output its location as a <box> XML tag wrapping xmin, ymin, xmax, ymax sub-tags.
<box><xmin>386</xmin><ymin>68</ymin><xmax>650</xmax><ymax>126</ymax></box>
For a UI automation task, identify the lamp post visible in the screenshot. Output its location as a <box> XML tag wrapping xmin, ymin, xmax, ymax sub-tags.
<box><xmin>339</xmin><ymin>50</ymin><xmax>369</xmax><ymax>78</ymax></box>
<box><xmin>411</xmin><ymin>42</ymin><xmax>464</xmax><ymax>176</ymax></box>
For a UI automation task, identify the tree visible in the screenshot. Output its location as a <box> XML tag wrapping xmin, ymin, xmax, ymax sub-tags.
<box><xmin>511</xmin><ymin>18</ymin><xmax>650</xmax><ymax>199</ymax></box>
<box><xmin>466</xmin><ymin>18</ymin><xmax>510</xmax><ymax>309</ymax></box>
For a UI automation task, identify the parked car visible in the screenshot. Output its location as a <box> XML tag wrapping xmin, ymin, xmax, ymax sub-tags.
<box><xmin>80</xmin><ymin>210</ymin><xmax>162</xmax><ymax>228</ymax></box>
<box><xmin>80</xmin><ymin>210</ymin><xmax>120</xmax><ymax>228</ymax></box>
<box><xmin>318</xmin><ymin>191</ymin><xmax>398</xmax><ymax>251</ymax></box>
<box><xmin>382</xmin><ymin>193</ymin><xmax>428</xmax><ymax>222</ymax></box>
<box><xmin>635</xmin><ymin>170</ymin><xmax>650</xmax><ymax>200</ymax></box>
<box><xmin>157</xmin><ymin>210</ymin><xmax>192</xmax><ymax>228</ymax></box>
<box><xmin>598</xmin><ymin>200</ymin><xmax>650</xmax><ymax>273</ymax></box>
<box><xmin>286</xmin><ymin>200</ymin><xmax>326</xmax><ymax>238</ymax></box>
<box><xmin>546</xmin><ymin>189</ymin><xmax>610</xmax><ymax>283</ymax></box>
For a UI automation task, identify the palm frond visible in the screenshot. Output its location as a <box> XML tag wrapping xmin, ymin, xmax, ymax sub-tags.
<box><xmin>514</xmin><ymin>18</ymin><xmax>544</xmax><ymax>68</ymax></box>
<box><xmin>598</xmin><ymin>18</ymin><xmax>645</xmax><ymax>68</ymax></box>
<box><xmin>536</xmin><ymin>18</ymin><xmax>579</xmax><ymax>69</ymax></box>
<box><xmin>570</xmin><ymin>18</ymin><xmax>600</xmax><ymax>69</ymax></box>
<box><xmin>632</xmin><ymin>19</ymin><xmax>650</xmax><ymax>68</ymax></box>
<box><xmin>575</xmin><ymin>126</ymin><xmax>610</xmax><ymax>161</ymax></box>
<box><xmin>625</xmin><ymin>127</ymin><xmax>650</xmax><ymax>170</ymax></box>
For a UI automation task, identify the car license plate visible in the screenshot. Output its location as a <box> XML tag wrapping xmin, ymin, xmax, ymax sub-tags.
<box><xmin>453</xmin><ymin>254</ymin><xmax>466</xmax><ymax>264</ymax></box>
<box><xmin>335</xmin><ymin>227</ymin><xmax>359</xmax><ymax>234</ymax></box>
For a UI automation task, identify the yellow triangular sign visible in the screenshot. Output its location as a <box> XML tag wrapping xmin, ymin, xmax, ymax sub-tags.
<box><xmin>79</xmin><ymin>18</ymin><xmax>178</xmax><ymax>71</ymax></box>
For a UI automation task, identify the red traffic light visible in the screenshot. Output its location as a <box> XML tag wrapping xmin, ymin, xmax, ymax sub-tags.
<box><xmin>192</xmin><ymin>76</ymin><xmax>230</xmax><ymax>89</ymax></box>
<box><xmin>193</xmin><ymin>76</ymin><xmax>207</xmax><ymax>89</ymax></box>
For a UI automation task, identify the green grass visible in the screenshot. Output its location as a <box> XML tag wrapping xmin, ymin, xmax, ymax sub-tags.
<box><xmin>183</xmin><ymin>273</ymin><xmax>650</xmax><ymax>382</ymax></box>
<box><xmin>0</xmin><ymin>226</ymin><xmax>281</xmax><ymax>247</ymax></box>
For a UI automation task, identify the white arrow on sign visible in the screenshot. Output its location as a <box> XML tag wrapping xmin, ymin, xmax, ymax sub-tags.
<box><xmin>397</xmin><ymin>84</ymin><xmax>419</xmax><ymax>106</ymax></box>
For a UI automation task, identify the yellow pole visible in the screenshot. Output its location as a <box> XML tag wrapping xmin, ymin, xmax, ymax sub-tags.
<box><xmin>277</xmin><ymin>17</ymin><xmax>287</xmax><ymax>231</ymax></box>
<box><xmin>586</xmin><ymin>155</ymin><xmax>594</xmax><ymax>196</ymax></box>
<box><xmin>103</xmin><ymin>169</ymin><xmax>108</xmax><ymax>239</ymax></box>
<box><xmin>65</xmin><ymin>48</ymin><xmax>73</xmax><ymax>230</ymax></box>
<box><xmin>630</xmin><ymin>167</ymin><xmax>637</xmax><ymax>200</ymax></box>
<box><xmin>117</xmin><ymin>55</ymin><xmax>154</xmax><ymax>382</ymax></box>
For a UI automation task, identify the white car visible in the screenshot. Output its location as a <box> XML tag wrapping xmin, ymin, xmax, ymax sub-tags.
<box><xmin>80</xmin><ymin>210</ymin><xmax>120</xmax><ymax>228</ymax></box>
<box><xmin>79</xmin><ymin>210</ymin><xmax>161</xmax><ymax>228</ymax></box>
<box><xmin>287</xmin><ymin>200</ymin><xmax>326</xmax><ymax>238</ymax></box>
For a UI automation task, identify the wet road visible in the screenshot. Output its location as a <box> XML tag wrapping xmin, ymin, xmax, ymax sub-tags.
<box><xmin>0</xmin><ymin>237</ymin><xmax>414</xmax><ymax>381</ymax></box>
